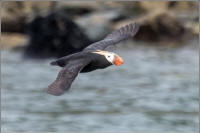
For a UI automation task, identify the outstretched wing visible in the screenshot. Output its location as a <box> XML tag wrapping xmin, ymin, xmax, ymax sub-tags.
<box><xmin>46</xmin><ymin>59</ymin><xmax>90</xmax><ymax>96</ymax></box>
<box><xmin>83</xmin><ymin>22</ymin><xmax>139</xmax><ymax>51</ymax></box>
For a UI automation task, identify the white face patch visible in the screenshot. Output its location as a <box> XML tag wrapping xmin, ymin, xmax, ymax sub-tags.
<box><xmin>92</xmin><ymin>50</ymin><xmax>116</xmax><ymax>64</ymax></box>
<box><xmin>104</xmin><ymin>53</ymin><xmax>115</xmax><ymax>64</ymax></box>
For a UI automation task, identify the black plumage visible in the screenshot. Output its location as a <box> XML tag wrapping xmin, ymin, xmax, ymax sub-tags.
<box><xmin>47</xmin><ymin>22</ymin><xmax>139</xmax><ymax>96</ymax></box>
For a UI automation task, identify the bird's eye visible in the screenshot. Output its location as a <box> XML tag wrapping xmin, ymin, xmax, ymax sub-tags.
<box><xmin>108</xmin><ymin>56</ymin><xmax>110</xmax><ymax>58</ymax></box>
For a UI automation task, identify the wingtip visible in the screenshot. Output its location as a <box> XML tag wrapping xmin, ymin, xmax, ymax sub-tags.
<box><xmin>46</xmin><ymin>84</ymin><xmax>65</xmax><ymax>96</ymax></box>
<box><xmin>46</xmin><ymin>87</ymin><xmax>65</xmax><ymax>96</ymax></box>
<box><xmin>132</xmin><ymin>22</ymin><xmax>140</xmax><ymax>35</ymax></box>
<box><xmin>126</xmin><ymin>21</ymin><xmax>140</xmax><ymax>36</ymax></box>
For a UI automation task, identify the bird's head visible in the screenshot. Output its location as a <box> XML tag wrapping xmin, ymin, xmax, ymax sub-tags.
<box><xmin>92</xmin><ymin>50</ymin><xmax>124</xmax><ymax>66</ymax></box>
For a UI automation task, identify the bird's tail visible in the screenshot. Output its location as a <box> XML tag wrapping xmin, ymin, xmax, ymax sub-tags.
<box><xmin>50</xmin><ymin>52</ymin><xmax>82</xmax><ymax>67</ymax></box>
<box><xmin>50</xmin><ymin>61</ymin><xmax>58</xmax><ymax>65</ymax></box>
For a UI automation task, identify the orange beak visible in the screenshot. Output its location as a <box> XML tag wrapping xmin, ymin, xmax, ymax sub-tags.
<box><xmin>113</xmin><ymin>55</ymin><xmax>124</xmax><ymax>66</ymax></box>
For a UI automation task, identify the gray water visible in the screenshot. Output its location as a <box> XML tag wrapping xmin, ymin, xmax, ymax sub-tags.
<box><xmin>2</xmin><ymin>41</ymin><xmax>199</xmax><ymax>132</ymax></box>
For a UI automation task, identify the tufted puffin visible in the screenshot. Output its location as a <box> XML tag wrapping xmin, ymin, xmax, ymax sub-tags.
<box><xmin>47</xmin><ymin>22</ymin><xmax>139</xmax><ymax>96</ymax></box>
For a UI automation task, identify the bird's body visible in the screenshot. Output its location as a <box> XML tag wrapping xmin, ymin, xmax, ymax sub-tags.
<box><xmin>50</xmin><ymin>50</ymin><xmax>113</xmax><ymax>72</ymax></box>
<box><xmin>80</xmin><ymin>52</ymin><xmax>113</xmax><ymax>73</ymax></box>
<box><xmin>47</xmin><ymin>22</ymin><xmax>139</xmax><ymax>96</ymax></box>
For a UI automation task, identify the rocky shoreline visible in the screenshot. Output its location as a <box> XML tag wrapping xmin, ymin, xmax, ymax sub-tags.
<box><xmin>1</xmin><ymin>1</ymin><xmax>199</xmax><ymax>58</ymax></box>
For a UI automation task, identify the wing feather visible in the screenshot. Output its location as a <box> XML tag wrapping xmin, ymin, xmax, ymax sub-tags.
<box><xmin>83</xmin><ymin>22</ymin><xmax>139</xmax><ymax>51</ymax></box>
<box><xmin>46</xmin><ymin>59</ymin><xmax>89</xmax><ymax>96</ymax></box>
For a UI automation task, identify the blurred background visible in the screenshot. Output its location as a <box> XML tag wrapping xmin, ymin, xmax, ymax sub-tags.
<box><xmin>1</xmin><ymin>1</ymin><xmax>199</xmax><ymax>132</ymax></box>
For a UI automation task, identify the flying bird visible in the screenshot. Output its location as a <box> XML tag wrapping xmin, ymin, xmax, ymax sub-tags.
<box><xmin>47</xmin><ymin>22</ymin><xmax>139</xmax><ymax>96</ymax></box>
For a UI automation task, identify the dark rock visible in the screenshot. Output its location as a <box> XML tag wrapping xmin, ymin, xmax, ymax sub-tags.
<box><xmin>23</xmin><ymin>12</ymin><xmax>92</xmax><ymax>59</ymax></box>
<box><xmin>114</xmin><ymin>9</ymin><xmax>193</xmax><ymax>44</ymax></box>
<box><xmin>134</xmin><ymin>10</ymin><xmax>191</xmax><ymax>43</ymax></box>
<box><xmin>2</xmin><ymin>1</ymin><xmax>55</xmax><ymax>33</ymax></box>
<box><xmin>2</xmin><ymin>2</ymin><xmax>26</xmax><ymax>33</ymax></box>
